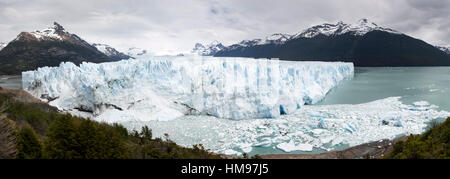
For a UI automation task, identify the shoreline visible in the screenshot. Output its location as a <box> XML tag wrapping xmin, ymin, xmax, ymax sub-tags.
<box><xmin>0</xmin><ymin>75</ymin><xmax>21</xmax><ymax>78</ymax></box>
<box><xmin>260</xmin><ymin>136</ymin><xmax>408</xmax><ymax>159</ymax></box>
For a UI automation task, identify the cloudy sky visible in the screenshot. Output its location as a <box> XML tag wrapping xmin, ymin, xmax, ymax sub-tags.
<box><xmin>1</xmin><ymin>0</ymin><xmax>449</xmax><ymax>55</ymax></box>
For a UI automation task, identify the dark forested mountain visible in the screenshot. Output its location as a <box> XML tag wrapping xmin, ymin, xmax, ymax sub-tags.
<box><xmin>213</xmin><ymin>19</ymin><xmax>450</xmax><ymax>67</ymax></box>
<box><xmin>0</xmin><ymin>22</ymin><xmax>114</xmax><ymax>75</ymax></box>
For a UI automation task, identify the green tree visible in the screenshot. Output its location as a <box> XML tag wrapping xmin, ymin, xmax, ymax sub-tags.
<box><xmin>76</xmin><ymin>119</ymin><xmax>129</xmax><ymax>159</ymax></box>
<box><xmin>385</xmin><ymin>118</ymin><xmax>450</xmax><ymax>159</ymax></box>
<box><xmin>0</xmin><ymin>118</ymin><xmax>17</xmax><ymax>159</ymax></box>
<box><xmin>16</xmin><ymin>125</ymin><xmax>42</xmax><ymax>159</ymax></box>
<box><xmin>43</xmin><ymin>114</ymin><xmax>80</xmax><ymax>159</ymax></box>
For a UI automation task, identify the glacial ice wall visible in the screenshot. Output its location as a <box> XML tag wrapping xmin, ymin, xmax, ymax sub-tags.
<box><xmin>22</xmin><ymin>56</ymin><xmax>354</xmax><ymax>120</ymax></box>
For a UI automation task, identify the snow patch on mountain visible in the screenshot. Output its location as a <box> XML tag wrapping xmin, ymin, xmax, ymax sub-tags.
<box><xmin>20</xmin><ymin>22</ymin><xmax>66</xmax><ymax>41</ymax></box>
<box><xmin>436</xmin><ymin>46</ymin><xmax>450</xmax><ymax>54</ymax></box>
<box><xmin>228</xmin><ymin>33</ymin><xmax>293</xmax><ymax>49</ymax></box>
<box><xmin>0</xmin><ymin>42</ymin><xmax>6</xmax><ymax>51</ymax></box>
<box><xmin>22</xmin><ymin>56</ymin><xmax>353</xmax><ymax>121</ymax></box>
<box><xmin>92</xmin><ymin>43</ymin><xmax>131</xmax><ymax>60</ymax></box>
<box><xmin>293</xmin><ymin>19</ymin><xmax>400</xmax><ymax>39</ymax></box>
<box><xmin>192</xmin><ymin>41</ymin><xmax>225</xmax><ymax>56</ymax></box>
<box><xmin>264</xmin><ymin>33</ymin><xmax>293</xmax><ymax>44</ymax></box>
<box><xmin>126</xmin><ymin>47</ymin><xmax>149</xmax><ymax>58</ymax></box>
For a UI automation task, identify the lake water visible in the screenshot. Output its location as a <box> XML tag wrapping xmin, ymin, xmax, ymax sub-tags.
<box><xmin>0</xmin><ymin>76</ymin><xmax>22</xmax><ymax>90</ymax></box>
<box><xmin>3</xmin><ymin>67</ymin><xmax>450</xmax><ymax>156</ymax></box>
<box><xmin>319</xmin><ymin>67</ymin><xmax>450</xmax><ymax>112</ymax></box>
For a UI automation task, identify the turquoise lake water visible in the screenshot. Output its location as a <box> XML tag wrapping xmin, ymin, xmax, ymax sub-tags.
<box><xmin>319</xmin><ymin>67</ymin><xmax>450</xmax><ymax>111</ymax></box>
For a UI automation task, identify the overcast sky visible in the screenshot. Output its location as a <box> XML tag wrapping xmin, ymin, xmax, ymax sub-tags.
<box><xmin>1</xmin><ymin>0</ymin><xmax>449</xmax><ymax>55</ymax></box>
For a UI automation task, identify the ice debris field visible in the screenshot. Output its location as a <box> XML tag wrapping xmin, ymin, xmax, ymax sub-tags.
<box><xmin>22</xmin><ymin>56</ymin><xmax>450</xmax><ymax>156</ymax></box>
<box><xmin>120</xmin><ymin>97</ymin><xmax>450</xmax><ymax>155</ymax></box>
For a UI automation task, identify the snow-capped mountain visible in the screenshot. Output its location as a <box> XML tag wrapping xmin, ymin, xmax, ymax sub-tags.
<box><xmin>264</xmin><ymin>33</ymin><xmax>293</xmax><ymax>44</ymax></box>
<box><xmin>192</xmin><ymin>41</ymin><xmax>225</xmax><ymax>56</ymax></box>
<box><xmin>215</xmin><ymin>18</ymin><xmax>450</xmax><ymax>67</ymax></box>
<box><xmin>92</xmin><ymin>43</ymin><xmax>131</xmax><ymax>61</ymax></box>
<box><xmin>126</xmin><ymin>47</ymin><xmax>149</xmax><ymax>58</ymax></box>
<box><xmin>13</xmin><ymin>22</ymin><xmax>97</xmax><ymax>50</ymax></box>
<box><xmin>0</xmin><ymin>42</ymin><xmax>6</xmax><ymax>51</ymax></box>
<box><xmin>436</xmin><ymin>46</ymin><xmax>450</xmax><ymax>54</ymax></box>
<box><xmin>292</xmin><ymin>18</ymin><xmax>400</xmax><ymax>39</ymax></box>
<box><xmin>197</xmin><ymin>19</ymin><xmax>400</xmax><ymax>54</ymax></box>
<box><xmin>0</xmin><ymin>22</ymin><xmax>112</xmax><ymax>75</ymax></box>
<box><xmin>223</xmin><ymin>19</ymin><xmax>399</xmax><ymax>49</ymax></box>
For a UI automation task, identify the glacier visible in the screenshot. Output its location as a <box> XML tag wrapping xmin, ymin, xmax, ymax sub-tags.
<box><xmin>22</xmin><ymin>55</ymin><xmax>354</xmax><ymax>120</ymax></box>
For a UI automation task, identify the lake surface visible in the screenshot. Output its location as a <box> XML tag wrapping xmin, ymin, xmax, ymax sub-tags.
<box><xmin>319</xmin><ymin>67</ymin><xmax>450</xmax><ymax>112</ymax></box>
<box><xmin>0</xmin><ymin>76</ymin><xmax>22</xmax><ymax>90</ymax></box>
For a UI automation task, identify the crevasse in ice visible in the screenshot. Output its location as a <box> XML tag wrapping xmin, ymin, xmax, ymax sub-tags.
<box><xmin>22</xmin><ymin>55</ymin><xmax>354</xmax><ymax>120</ymax></box>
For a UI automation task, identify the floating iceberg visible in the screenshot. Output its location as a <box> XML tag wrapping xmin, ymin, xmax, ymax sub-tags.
<box><xmin>22</xmin><ymin>55</ymin><xmax>353</xmax><ymax>120</ymax></box>
<box><xmin>277</xmin><ymin>141</ymin><xmax>313</xmax><ymax>152</ymax></box>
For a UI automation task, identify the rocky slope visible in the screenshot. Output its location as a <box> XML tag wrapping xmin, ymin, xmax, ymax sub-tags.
<box><xmin>92</xmin><ymin>43</ymin><xmax>131</xmax><ymax>61</ymax></box>
<box><xmin>436</xmin><ymin>46</ymin><xmax>450</xmax><ymax>54</ymax></box>
<box><xmin>0</xmin><ymin>42</ymin><xmax>6</xmax><ymax>51</ymax></box>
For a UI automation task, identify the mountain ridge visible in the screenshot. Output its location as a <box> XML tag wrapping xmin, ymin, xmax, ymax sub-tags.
<box><xmin>92</xmin><ymin>43</ymin><xmax>131</xmax><ymax>61</ymax></box>
<box><xmin>211</xmin><ymin>19</ymin><xmax>450</xmax><ymax>67</ymax></box>
<box><xmin>0</xmin><ymin>22</ymin><xmax>114</xmax><ymax>75</ymax></box>
<box><xmin>436</xmin><ymin>46</ymin><xmax>450</xmax><ymax>54</ymax></box>
<box><xmin>192</xmin><ymin>41</ymin><xmax>226</xmax><ymax>56</ymax></box>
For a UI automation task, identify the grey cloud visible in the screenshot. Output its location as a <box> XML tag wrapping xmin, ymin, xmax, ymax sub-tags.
<box><xmin>0</xmin><ymin>0</ymin><xmax>449</xmax><ymax>54</ymax></box>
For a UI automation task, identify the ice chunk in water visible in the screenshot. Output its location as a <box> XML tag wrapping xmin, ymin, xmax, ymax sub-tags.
<box><xmin>277</xmin><ymin>141</ymin><xmax>314</xmax><ymax>152</ymax></box>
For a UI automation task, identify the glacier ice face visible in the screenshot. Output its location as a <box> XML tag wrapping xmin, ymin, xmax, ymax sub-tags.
<box><xmin>22</xmin><ymin>55</ymin><xmax>353</xmax><ymax>120</ymax></box>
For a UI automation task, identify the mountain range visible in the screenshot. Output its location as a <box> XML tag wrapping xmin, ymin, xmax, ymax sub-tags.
<box><xmin>1</xmin><ymin>19</ymin><xmax>449</xmax><ymax>75</ymax></box>
<box><xmin>0</xmin><ymin>22</ymin><xmax>130</xmax><ymax>75</ymax></box>
<box><xmin>195</xmin><ymin>19</ymin><xmax>450</xmax><ymax>67</ymax></box>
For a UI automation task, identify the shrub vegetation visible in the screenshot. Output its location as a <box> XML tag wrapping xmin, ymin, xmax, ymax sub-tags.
<box><xmin>385</xmin><ymin>118</ymin><xmax>450</xmax><ymax>159</ymax></box>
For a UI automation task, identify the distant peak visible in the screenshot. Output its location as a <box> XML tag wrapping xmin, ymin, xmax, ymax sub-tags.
<box><xmin>52</xmin><ymin>22</ymin><xmax>65</xmax><ymax>32</ymax></box>
<box><xmin>357</xmin><ymin>18</ymin><xmax>377</xmax><ymax>27</ymax></box>
<box><xmin>210</xmin><ymin>40</ymin><xmax>221</xmax><ymax>45</ymax></box>
<box><xmin>358</xmin><ymin>18</ymin><xmax>368</xmax><ymax>24</ymax></box>
<box><xmin>192</xmin><ymin>41</ymin><xmax>225</xmax><ymax>55</ymax></box>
